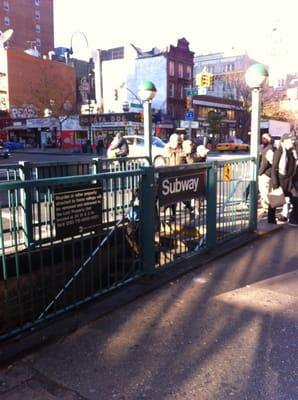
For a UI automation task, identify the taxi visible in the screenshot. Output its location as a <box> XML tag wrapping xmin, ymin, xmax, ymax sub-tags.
<box><xmin>216</xmin><ymin>137</ymin><xmax>249</xmax><ymax>152</ymax></box>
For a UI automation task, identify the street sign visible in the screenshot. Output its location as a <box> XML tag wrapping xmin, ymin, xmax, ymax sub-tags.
<box><xmin>180</xmin><ymin>120</ymin><xmax>199</xmax><ymax>129</ymax></box>
<box><xmin>223</xmin><ymin>164</ymin><xmax>232</xmax><ymax>182</ymax></box>
<box><xmin>185</xmin><ymin>111</ymin><xmax>194</xmax><ymax>121</ymax></box>
<box><xmin>187</xmin><ymin>88</ymin><xmax>198</xmax><ymax>96</ymax></box>
<box><xmin>198</xmin><ymin>87</ymin><xmax>207</xmax><ymax>95</ymax></box>
<box><xmin>130</xmin><ymin>103</ymin><xmax>143</xmax><ymax>109</ymax></box>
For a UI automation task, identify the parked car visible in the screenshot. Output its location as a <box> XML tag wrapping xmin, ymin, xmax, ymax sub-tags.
<box><xmin>216</xmin><ymin>138</ymin><xmax>249</xmax><ymax>152</ymax></box>
<box><xmin>2</xmin><ymin>141</ymin><xmax>25</xmax><ymax>151</ymax></box>
<box><xmin>0</xmin><ymin>144</ymin><xmax>10</xmax><ymax>159</ymax></box>
<box><xmin>123</xmin><ymin>135</ymin><xmax>167</xmax><ymax>166</ymax></box>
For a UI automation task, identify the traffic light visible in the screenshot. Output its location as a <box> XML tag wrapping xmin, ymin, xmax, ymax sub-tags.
<box><xmin>207</xmin><ymin>73</ymin><xmax>215</xmax><ymax>87</ymax></box>
<box><xmin>185</xmin><ymin>95</ymin><xmax>191</xmax><ymax>110</ymax></box>
<box><xmin>114</xmin><ymin>89</ymin><xmax>118</xmax><ymax>101</ymax></box>
<box><xmin>195</xmin><ymin>73</ymin><xmax>203</xmax><ymax>87</ymax></box>
<box><xmin>201</xmin><ymin>74</ymin><xmax>209</xmax><ymax>87</ymax></box>
<box><xmin>140</xmin><ymin>111</ymin><xmax>144</xmax><ymax>123</ymax></box>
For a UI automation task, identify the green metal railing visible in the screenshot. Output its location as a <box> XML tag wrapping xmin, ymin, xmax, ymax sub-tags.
<box><xmin>0</xmin><ymin>156</ymin><xmax>254</xmax><ymax>341</ymax></box>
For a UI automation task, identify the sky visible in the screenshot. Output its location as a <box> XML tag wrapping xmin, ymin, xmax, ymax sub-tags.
<box><xmin>53</xmin><ymin>0</ymin><xmax>298</xmax><ymax>75</ymax></box>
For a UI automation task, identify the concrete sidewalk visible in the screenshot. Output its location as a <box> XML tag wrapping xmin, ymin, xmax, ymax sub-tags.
<box><xmin>0</xmin><ymin>224</ymin><xmax>297</xmax><ymax>399</ymax></box>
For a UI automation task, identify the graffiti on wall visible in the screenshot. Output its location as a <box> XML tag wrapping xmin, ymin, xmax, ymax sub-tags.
<box><xmin>11</xmin><ymin>104</ymin><xmax>38</xmax><ymax>118</ymax></box>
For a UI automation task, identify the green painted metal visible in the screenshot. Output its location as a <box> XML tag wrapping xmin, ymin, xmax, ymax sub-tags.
<box><xmin>140</xmin><ymin>166</ymin><xmax>156</xmax><ymax>274</ymax></box>
<box><xmin>206</xmin><ymin>162</ymin><xmax>217</xmax><ymax>249</ymax></box>
<box><xmin>19</xmin><ymin>162</ymin><xmax>33</xmax><ymax>246</ymax></box>
<box><xmin>0</xmin><ymin>156</ymin><xmax>256</xmax><ymax>342</ymax></box>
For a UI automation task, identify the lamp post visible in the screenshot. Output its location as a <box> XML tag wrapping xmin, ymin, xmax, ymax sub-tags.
<box><xmin>245</xmin><ymin>63</ymin><xmax>268</xmax><ymax>229</ymax></box>
<box><xmin>138</xmin><ymin>81</ymin><xmax>157</xmax><ymax>164</ymax></box>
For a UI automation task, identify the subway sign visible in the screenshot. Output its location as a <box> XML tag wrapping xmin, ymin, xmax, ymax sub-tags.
<box><xmin>157</xmin><ymin>168</ymin><xmax>206</xmax><ymax>206</ymax></box>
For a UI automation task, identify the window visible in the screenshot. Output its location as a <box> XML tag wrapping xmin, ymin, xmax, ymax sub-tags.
<box><xmin>4</xmin><ymin>16</ymin><xmax>10</xmax><ymax>26</ymax></box>
<box><xmin>35</xmin><ymin>24</ymin><xmax>40</xmax><ymax>33</ymax></box>
<box><xmin>169</xmin><ymin>82</ymin><xmax>174</xmax><ymax>98</ymax></box>
<box><xmin>168</xmin><ymin>104</ymin><xmax>175</xmax><ymax>119</ymax></box>
<box><xmin>35</xmin><ymin>10</ymin><xmax>40</xmax><ymax>19</ymax></box>
<box><xmin>180</xmin><ymin>85</ymin><xmax>184</xmax><ymax>99</ymax></box>
<box><xmin>36</xmin><ymin>38</ymin><xmax>41</xmax><ymax>47</ymax></box>
<box><xmin>178</xmin><ymin>63</ymin><xmax>183</xmax><ymax>78</ymax></box>
<box><xmin>169</xmin><ymin>61</ymin><xmax>174</xmax><ymax>76</ymax></box>
<box><xmin>3</xmin><ymin>1</ymin><xmax>9</xmax><ymax>12</ymax></box>
<box><xmin>35</xmin><ymin>0</ymin><xmax>40</xmax><ymax>6</ymax></box>
<box><xmin>226</xmin><ymin>110</ymin><xmax>235</xmax><ymax>120</ymax></box>
<box><xmin>186</xmin><ymin>65</ymin><xmax>192</xmax><ymax>79</ymax></box>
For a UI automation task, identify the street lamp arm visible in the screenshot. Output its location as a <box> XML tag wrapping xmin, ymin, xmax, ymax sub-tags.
<box><xmin>126</xmin><ymin>87</ymin><xmax>142</xmax><ymax>104</ymax></box>
<box><xmin>69</xmin><ymin>31</ymin><xmax>89</xmax><ymax>55</ymax></box>
<box><xmin>120</xmin><ymin>83</ymin><xmax>142</xmax><ymax>104</ymax></box>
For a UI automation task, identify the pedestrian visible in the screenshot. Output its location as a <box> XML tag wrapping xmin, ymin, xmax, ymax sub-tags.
<box><xmin>164</xmin><ymin>133</ymin><xmax>185</xmax><ymax>166</ymax></box>
<box><xmin>182</xmin><ymin>139</ymin><xmax>198</xmax><ymax>164</ymax></box>
<box><xmin>289</xmin><ymin>166</ymin><xmax>298</xmax><ymax>226</ymax></box>
<box><xmin>108</xmin><ymin>132</ymin><xmax>129</xmax><ymax>158</ymax></box>
<box><xmin>289</xmin><ymin>138</ymin><xmax>298</xmax><ymax>226</ymax></box>
<box><xmin>96</xmin><ymin>138</ymin><xmax>104</xmax><ymax>156</ymax></box>
<box><xmin>258</xmin><ymin>133</ymin><xmax>276</xmax><ymax>223</ymax></box>
<box><xmin>271</xmin><ymin>132</ymin><xmax>297</xmax><ymax>222</ymax></box>
<box><xmin>196</xmin><ymin>144</ymin><xmax>210</xmax><ymax>162</ymax></box>
<box><xmin>163</xmin><ymin>133</ymin><xmax>187</xmax><ymax>218</ymax></box>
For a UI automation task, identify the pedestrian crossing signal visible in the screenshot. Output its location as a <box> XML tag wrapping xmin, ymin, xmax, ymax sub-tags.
<box><xmin>185</xmin><ymin>96</ymin><xmax>191</xmax><ymax>110</ymax></box>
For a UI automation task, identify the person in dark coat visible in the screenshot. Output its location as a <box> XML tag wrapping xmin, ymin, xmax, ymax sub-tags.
<box><xmin>289</xmin><ymin>167</ymin><xmax>298</xmax><ymax>226</ymax></box>
<box><xmin>289</xmin><ymin>138</ymin><xmax>298</xmax><ymax>226</ymax></box>
<box><xmin>258</xmin><ymin>133</ymin><xmax>276</xmax><ymax>223</ymax></box>
<box><xmin>271</xmin><ymin>132</ymin><xmax>297</xmax><ymax>222</ymax></box>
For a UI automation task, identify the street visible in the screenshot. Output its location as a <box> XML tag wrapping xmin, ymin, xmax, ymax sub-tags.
<box><xmin>0</xmin><ymin>149</ymin><xmax>251</xmax><ymax>165</ymax></box>
<box><xmin>0</xmin><ymin>151</ymin><xmax>97</xmax><ymax>165</ymax></box>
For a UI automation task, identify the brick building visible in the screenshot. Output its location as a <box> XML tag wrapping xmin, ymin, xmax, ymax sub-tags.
<box><xmin>0</xmin><ymin>48</ymin><xmax>76</xmax><ymax>146</ymax></box>
<box><xmin>0</xmin><ymin>0</ymin><xmax>54</xmax><ymax>55</ymax></box>
<box><xmin>5</xmin><ymin>48</ymin><xmax>76</xmax><ymax>116</ymax></box>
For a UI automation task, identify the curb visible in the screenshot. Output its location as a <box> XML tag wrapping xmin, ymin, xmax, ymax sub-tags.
<box><xmin>11</xmin><ymin>150</ymin><xmax>93</xmax><ymax>156</ymax></box>
<box><xmin>0</xmin><ymin>224</ymin><xmax>282</xmax><ymax>366</ymax></box>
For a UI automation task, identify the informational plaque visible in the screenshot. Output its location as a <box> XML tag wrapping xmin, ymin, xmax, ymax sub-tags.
<box><xmin>54</xmin><ymin>184</ymin><xmax>102</xmax><ymax>238</ymax></box>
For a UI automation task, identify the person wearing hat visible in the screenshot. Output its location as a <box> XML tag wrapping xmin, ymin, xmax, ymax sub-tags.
<box><xmin>271</xmin><ymin>132</ymin><xmax>297</xmax><ymax>222</ymax></box>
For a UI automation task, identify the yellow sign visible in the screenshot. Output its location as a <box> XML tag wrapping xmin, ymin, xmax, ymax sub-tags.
<box><xmin>223</xmin><ymin>164</ymin><xmax>232</xmax><ymax>182</ymax></box>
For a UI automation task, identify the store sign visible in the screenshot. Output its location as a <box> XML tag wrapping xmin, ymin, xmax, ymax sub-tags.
<box><xmin>180</xmin><ymin>120</ymin><xmax>199</xmax><ymax>129</ymax></box>
<box><xmin>157</xmin><ymin>168</ymin><xmax>206</xmax><ymax>207</ymax></box>
<box><xmin>54</xmin><ymin>184</ymin><xmax>102</xmax><ymax>239</ymax></box>
<box><xmin>79</xmin><ymin>112</ymin><xmax>141</xmax><ymax>126</ymax></box>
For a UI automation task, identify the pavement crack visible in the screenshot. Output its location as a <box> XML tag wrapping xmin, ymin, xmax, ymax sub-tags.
<box><xmin>26</xmin><ymin>367</ymin><xmax>89</xmax><ymax>399</ymax></box>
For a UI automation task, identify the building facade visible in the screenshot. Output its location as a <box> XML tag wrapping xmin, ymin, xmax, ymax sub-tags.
<box><xmin>0</xmin><ymin>47</ymin><xmax>76</xmax><ymax>146</ymax></box>
<box><xmin>0</xmin><ymin>0</ymin><xmax>54</xmax><ymax>55</ymax></box>
<box><xmin>194</xmin><ymin>52</ymin><xmax>256</xmax><ymax>100</ymax></box>
<box><xmin>191</xmin><ymin>95</ymin><xmax>247</xmax><ymax>143</ymax></box>
<box><xmin>95</xmin><ymin>38</ymin><xmax>194</xmax><ymax>139</ymax></box>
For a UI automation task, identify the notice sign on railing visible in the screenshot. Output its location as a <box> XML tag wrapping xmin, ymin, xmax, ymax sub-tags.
<box><xmin>54</xmin><ymin>184</ymin><xmax>102</xmax><ymax>238</ymax></box>
<box><xmin>157</xmin><ymin>168</ymin><xmax>206</xmax><ymax>207</ymax></box>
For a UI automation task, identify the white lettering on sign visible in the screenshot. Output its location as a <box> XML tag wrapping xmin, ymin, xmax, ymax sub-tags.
<box><xmin>162</xmin><ymin>177</ymin><xmax>200</xmax><ymax>196</ymax></box>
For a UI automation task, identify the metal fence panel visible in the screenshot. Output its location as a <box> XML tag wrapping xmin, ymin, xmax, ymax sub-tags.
<box><xmin>0</xmin><ymin>156</ymin><xmax>254</xmax><ymax>341</ymax></box>
<box><xmin>0</xmin><ymin>170</ymin><xmax>144</xmax><ymax>341</ymax></box>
